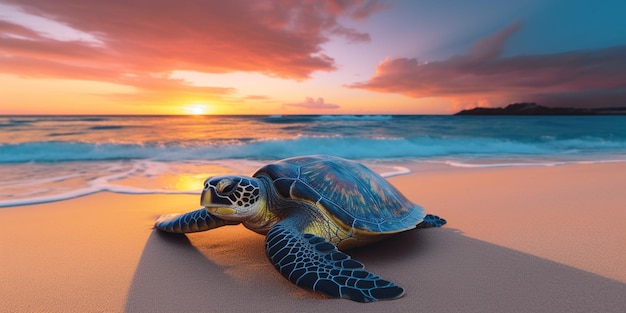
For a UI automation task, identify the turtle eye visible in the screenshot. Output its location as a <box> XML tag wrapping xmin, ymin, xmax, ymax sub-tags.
<box><xmin>216</xmin><ymin>178</ymin><xmax>237</xmax><ymax>195</ymax></box>
<box><xmin>222</xmin><ymin>183</ymin><xmax>236</xmax><ymax>194</ymax></box>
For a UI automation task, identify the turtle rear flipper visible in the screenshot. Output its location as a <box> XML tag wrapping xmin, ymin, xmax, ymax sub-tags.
<box><xmin>155</xmin><ymin>208</ymin><xmax>239</xmax><ymax>233</ymax></box>
<box><xmin>416</xmin><ymin>214</ymin><xmax>447</xmax><ymax>228</ymax></box>
<box><xmin>265</xmin><ymin>220</ymin><xmax>404</xmax><ymax>303</ymax></box>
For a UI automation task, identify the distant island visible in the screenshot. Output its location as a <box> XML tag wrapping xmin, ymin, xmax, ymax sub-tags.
<box><xmin>455</xmin><ymin>102</ymin><xmax>626</xmax><ymax>115</ymax></box>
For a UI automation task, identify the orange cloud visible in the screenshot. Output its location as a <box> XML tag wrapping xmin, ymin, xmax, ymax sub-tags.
<box><xmin>349</xmin><ymin>22</ymin><xmax>626</xmax><ymax>108</ymax></box>
<box><xmin>0</xmin><ymin>0</ymin><xmax>386</xmax><ymax>108</ymax></box>
<box><xmin>1</xmin><ymin>1</ymin><xmax>384</xmax><ymax>78</ymax></box>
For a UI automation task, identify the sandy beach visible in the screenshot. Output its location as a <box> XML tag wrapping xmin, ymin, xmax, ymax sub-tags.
<box><xmin>1</xmin><ymin>162</ymin><xmax>625</xmax><ymax>312</ymax></box>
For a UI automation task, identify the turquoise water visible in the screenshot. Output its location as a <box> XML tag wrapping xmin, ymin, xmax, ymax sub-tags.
<box><xmin>2</xmin><ymin>115</ymin><xmax>626</xmax><ymax>162</ymax></box>
<box><xmin>1</xmin><ymin>115</ymin><xmax>625</xmax><ymax>206</ymax></box>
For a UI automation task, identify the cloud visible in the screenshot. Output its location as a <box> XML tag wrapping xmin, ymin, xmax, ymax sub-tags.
<box><xmin>0</xmin><ymin>1</ymin><xmax>384</xmax><ymax>78</ymax></box>
<box><xmin>0</xmin><ymin>20</ymin><xmax>44</xmax><ymax>39</ymax></box>
<box><xmin>349</xmin><ymin>22</ymin><xmax>626</xmax><ymax>108</ymax></box>
<box><xmin>0</xmin><ymin>0</ymin><xmax>385</xmax><ymax>105</ymax></box>
<box><xmin>325</xmin><ymin>0</ymin><xmax>391</xmax><ymax>19</ymax></box>
<box><xmin>286</xmin><ymin>97</ymin><xmax>340</xmax><ymax>109</ymax></box>
<box><xmin>243</xmin><ymin>95</ymin><xmax>271</xmax><ymax>101</ymax></box>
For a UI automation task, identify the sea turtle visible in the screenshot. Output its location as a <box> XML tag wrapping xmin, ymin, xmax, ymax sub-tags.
<box><xmin>155</xmin><ymin>155</ymin><xmax>446</xmax><ymax>302</ymax></box>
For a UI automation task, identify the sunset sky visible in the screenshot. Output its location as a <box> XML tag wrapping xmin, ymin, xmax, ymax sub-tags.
<box><xmin>1</xmin><ymin>0</ymin><xmax>625</xmax><ymax>115</ymax></box>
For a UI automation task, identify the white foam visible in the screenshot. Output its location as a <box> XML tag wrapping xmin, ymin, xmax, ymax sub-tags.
<box><xmin>443</xmin><ymin>158</ymin><xmax>626</xmax><ymax>169</ymax></box>
<box><xmin>0</xmin><ymin>186</ymin><xmax>197</xmax><ymax>208</ymax></box>
<box><xmin>0</xmin><ymin>161</ymin><xmax>198</xmax><ymax>207</ymax></box>
<box><xmin>379</xmin><ymin>166</ymin><xmax>412</xmax><ymax>178</ymax></box>
<box><xmin>0</xmin><ymin>159</ymin><xmax>415</xmax><ymax>208</ymax></box>
<box><xmin>3</xmin><ymin>135</ymin><xmax>626</xmax><ymax>163</ymax></box>
<box><xmin>316</xmin><ymin>115</ymin><xmax>393</xmax><ymax>121</ymax></box>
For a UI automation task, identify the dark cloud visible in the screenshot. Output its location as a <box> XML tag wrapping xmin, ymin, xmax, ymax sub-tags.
<box><xmin>349</xmin><ymin>22</ymin><xmax>626</xmax><ymax>108</ymax></box>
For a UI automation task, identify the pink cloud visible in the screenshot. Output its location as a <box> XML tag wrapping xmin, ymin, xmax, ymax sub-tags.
<box><xmin>349</xmin><ymin>22</ymin><xmax>626</xmax><ymax>108</ymax></box>
<box><xmin>0</xmin><ymin>1</ymin><xmax>383</xmax><ymax>78</ymax></box>
<box><xmin>325</xmin><ymin>0</ymin><xmax>390</xmax><ymax>19</ymax></box>
<box><xmin>0</xmin><ymin>20</ymin><xmax>44</xmax><ymax>39</ymax></box>
<box><xmin>286</xmin><ymin>97</ymin><xmax>340</xmax><ymax>109</ymax></box>
<box><xmin>0</xmin><ymin>1</ymin><xmax>385</xmax><ymax>105</ymax></box>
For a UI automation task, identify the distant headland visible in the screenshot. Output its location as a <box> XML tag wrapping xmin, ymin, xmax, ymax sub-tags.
<box><xmin>455</xmin><ymin>102</ymin><xmax>626</xmax><ymax>115</ymax></box>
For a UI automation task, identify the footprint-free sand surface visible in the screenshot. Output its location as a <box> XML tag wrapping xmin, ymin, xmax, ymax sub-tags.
<box><xmin>1</xmin><ymin>162</ymin><xmax>624</xmax><ymax>312</ymax></box>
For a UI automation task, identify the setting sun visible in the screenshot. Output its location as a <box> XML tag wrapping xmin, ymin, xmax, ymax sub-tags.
<box><xmin>183</xmin><ymin>103</ymin><xmax>210</xmax><ymax>115</ymax></box>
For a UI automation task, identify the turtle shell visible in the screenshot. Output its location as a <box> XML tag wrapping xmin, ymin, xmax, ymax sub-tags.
<box><xmin>253</xmin><ymin>155</ymin><xmax>425</xmax><ymax>233</ymax></box>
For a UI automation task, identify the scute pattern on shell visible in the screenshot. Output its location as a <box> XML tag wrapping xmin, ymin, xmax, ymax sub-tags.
<box><xmin>254</xmin><ymin>155</ymin><xmax>424</xmax><ymax>233</ymax></box>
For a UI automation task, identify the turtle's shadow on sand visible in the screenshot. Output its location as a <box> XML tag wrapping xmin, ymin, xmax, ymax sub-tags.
<box><xmin>125</xmin><ymin>227</ymin><xmax>626</xmax><ymax>313</ymax></box>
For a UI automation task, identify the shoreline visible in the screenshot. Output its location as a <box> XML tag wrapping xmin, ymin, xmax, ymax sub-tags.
<box><xmin>1</xmin><ymin>162</ymin><xmax>625</xmax><ymax>312</ymax></box>
<box><xmin>3</xmin><ymin>158</ymin><xmax>626</xmax><ymax>209</ymax></box>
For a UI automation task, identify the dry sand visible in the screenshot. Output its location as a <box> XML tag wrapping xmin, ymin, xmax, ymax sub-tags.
<box><xmin>1</xmin><ymin>163</ymin><xmax>625</xmax><ymax>312</ymax></box>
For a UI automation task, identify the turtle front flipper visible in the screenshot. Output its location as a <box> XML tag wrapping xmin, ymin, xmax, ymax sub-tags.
<box><xmin>265</xmin><ymin>221</ymin><xmax>404</xmax><ymax>303</ymax></box>
<box><xmin>155</xmin><ymin>208</ymin><xmax>239</xmax><ymax>233</ymax></box>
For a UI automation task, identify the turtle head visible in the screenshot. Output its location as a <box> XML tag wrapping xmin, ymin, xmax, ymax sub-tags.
<box><xmin>201</xmin><ymin>176</ymin><xmax>263</xmax><ymax>221</ymax></box>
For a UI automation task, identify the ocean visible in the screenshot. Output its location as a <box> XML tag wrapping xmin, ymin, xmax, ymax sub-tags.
<box><xmin>1</xmin><ymin>115</ymin><xmax>625</xmax><ymax>207</ymax></box>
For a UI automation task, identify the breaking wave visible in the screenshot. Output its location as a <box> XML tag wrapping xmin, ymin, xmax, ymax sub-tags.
<box><xmin>2</xmin><ymin>135</ymin><xmax>625</xmax><ymax>163</ymax></box>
